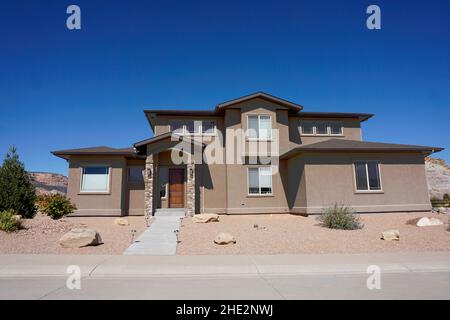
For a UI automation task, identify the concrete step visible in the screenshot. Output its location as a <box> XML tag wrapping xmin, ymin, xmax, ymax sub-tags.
<box><xmin>154</xmin><ymin>208</ymin><xmax>186</xmax><ymax>217</ymax></box>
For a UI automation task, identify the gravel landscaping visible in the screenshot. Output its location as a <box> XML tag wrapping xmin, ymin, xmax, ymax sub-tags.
<box><xmin>177</xmin><ymin>212</ymin><xmax>450</xmax><ymax>255</ymax></box>
<box><xmin>0</xmin><ymin>214</ymin><xmax>148</xmax><ymax>254</ymax></box>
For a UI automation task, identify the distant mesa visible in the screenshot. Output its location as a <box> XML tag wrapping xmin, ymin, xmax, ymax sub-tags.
<box><xmin>28</xmin><ymin>172</ymin><xmax>68</xmax><ymax>195</ymax></box>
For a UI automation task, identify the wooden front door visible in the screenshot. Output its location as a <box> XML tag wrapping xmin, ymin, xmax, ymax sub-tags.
<box><xmin>169</xmin><ymin>168</ymin><xmax>185</xmax><ymax>208</ymax></box>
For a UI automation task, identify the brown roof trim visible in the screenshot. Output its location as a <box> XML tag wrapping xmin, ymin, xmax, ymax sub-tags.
<box><xmin>51</xmin><ymin>146</ymin><xmax>143</xmax><ymax>160</ymax></box>
<box><xmin>294</xmin><ymin>112</ymin><xmax>374</xmax><ymax>122</ymax></box>
<box><xmin>215</xmin><ymin>92</ymin><xmax>303</xmax><ymax>113</ymax></box>
<box><xmin>144</xmin><ymin>110</ymin><xmax>220</xmax><ymax>116</ymax></box>
<box><xmin>134</xmin><ymin>132</ymin><xmax>206</xmax><ymax>148</ymax></box>
<box><xmin>280</xmin><ymin>139</ymin><xmax>444</xmax><ymax>159</ymax></box>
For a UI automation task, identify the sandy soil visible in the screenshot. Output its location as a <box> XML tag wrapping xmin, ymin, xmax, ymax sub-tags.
<box><xmin>177</xmin><ymin>212</ymin><xmax>450</xmax><ymax>255</ymax></box>
<box><xmin>0</xmin><ymin>214</ymin><xmax>148</xmax><ymax>254</ymax></box>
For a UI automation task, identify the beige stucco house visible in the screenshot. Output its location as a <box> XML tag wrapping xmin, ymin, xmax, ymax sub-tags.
<box><xmin>53</xmin><ymin>92</ymin><xmax>443</xmax><ymax>217</ymax></box>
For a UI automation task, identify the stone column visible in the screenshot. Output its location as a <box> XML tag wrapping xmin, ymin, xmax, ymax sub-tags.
<box><xmin>144</xmin><ymin>155</ymin><xmax>154</xmax><ymax>225</ymax></box>
<box><xmin>186</xmin><ymin>161</ymin><xmax>195</xmax><ymax>217</ymax></box>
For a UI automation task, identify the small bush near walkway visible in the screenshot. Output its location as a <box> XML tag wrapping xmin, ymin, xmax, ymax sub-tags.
<box><xmin>319</xmin><ymin>204</ymin><xmax>363</xmax><ymax>230</ymax></box>
<box><xmin>36</xmin><ymin>194</ymin><xmax>76</xmax><ymax>220</ymax></box>
<box><xmin>0</xmin><ymin>209</ymin><xmax>22</xmax><ymax>232</ymax></box>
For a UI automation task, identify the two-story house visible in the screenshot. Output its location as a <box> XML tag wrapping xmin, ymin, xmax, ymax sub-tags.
<box><xmin>53</xmin><ymin>92</ymin><xmax>443</xmax><ymax>217</ymax></box>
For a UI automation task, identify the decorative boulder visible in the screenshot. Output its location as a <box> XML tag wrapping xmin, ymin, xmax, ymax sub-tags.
<box><xmin>12</xmin><ymin>215</ymin><xmax>22</xmax><ymax>222</ymax></box>
<box><xmin>416</xmin><ymin>217</ymin><xmax>444</xmax><ymax>227</ymax></box>
<box><xmin>214</xmin><ymin>232</ymin><xmax>236</xmax><ymax>245</ymax></box>
<box><xmin>193</xmin><ymin>213</ymin><xmax>219</xmax><ymax>223</ymax></box>
<box><xmin>114</xmin><ymin>218</ymin><xmax>129</xmax><ymax>226</ymax></box>
<box><xmin>381</xmin><ymin>229</ymin><xmax>400</xmax><ymax>241</ymax></box>
<box><xmin>58</xmin><ymin>228</ymin><xmax>102</xmax><ymax>248</ymax></box>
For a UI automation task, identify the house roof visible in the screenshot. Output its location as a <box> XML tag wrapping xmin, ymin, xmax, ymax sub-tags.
<box><xmin>280</xmin><ymin>139</ymin><xmax>444</xmax><ymax>159</ymax></box>
<box><xmin>215</xmin><ymin>92</ymin><xmax>303</xmax><ymax>113</ymax></box>
<box><xmin>294</xmin><ymin>112</ymin><xmax>373</xmax><ymax>122</ymax></box>
<box><xmin>51</xmin><ymin>146</ymin><xmax>142</xmax><ymax>160</ymax></box>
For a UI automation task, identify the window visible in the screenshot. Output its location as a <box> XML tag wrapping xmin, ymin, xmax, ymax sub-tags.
<box><xmin>354</xmin><ymin>161</ymin><xmax>381</xmax><ymax>191</ymax></box>
<box><xmin>128</xmin><ymin>166</ymin><xmax>144</xmax><ymax>183</ymax></box>
<box><xmin>248</xmin><ymin>167</ymin><xmax>273</xmax><ymax>195</ymax></box>
<box><xmin>159</xmin><ymin>167</ymin><xmax>168</xmax><ymax>199</ymax></box>
<box><xmin>80</xmin><ymin>166</ymin><xmax>109</xmax><ymax>192</ymax></box>
<box><xmin>248</xmin><ymin>115</ymin><xmax>272</xmax><ymax>139</ymax></box>
<box><xmin>329</xmin><ymin>123</ymin><xmax>343</xmax><ymax>135</ymax></box>
<box><xmin>186</xmin><ymin>120</ymin><xmax>202</xmax><ymax>134</ymax></box>
<box><xmin>169</xmin><ymin>120</ymin><xmax>215</xmax><ymax>135</ymax></box>
<box><xmin>299</xmin><ymin>121</ymin><xmax>343</xmax><ymax>136</ymax></box>
<box><xmin>170</xmin><ymin>121</ymin><xmax>184</xmax><ymax>134</ymax></box>
<box><xmin>301</xmin><ymin>122</ymin><xmax>314</xmax><ymax>135</ymax></box>
<box><xmin>315</xmin><ymin>123</ymin><xmax>328</xmax><ymax>135</ymax></box>
<box><xmin>202</xmin><ymin>120</ymin><xmax>216</xmax><ymax>135</ymax></box>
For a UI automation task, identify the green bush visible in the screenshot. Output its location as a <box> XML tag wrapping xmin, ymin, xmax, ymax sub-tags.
<box><xmin>36</xmin><ymin>194</ymin><xmax>76</xmax><ymax>220</ymax></box>
<box><xmin>431</xmin><ymin>197</ymin><xmax>445</xmax><ymax>208</ymax></box>
<box><xmin>0</xmin><ymin>147</ymin><xmax>36</xmax><ymax>218</ymax></box>
<box><xmin>0</xmin><ymin>209</ymin><xmax>22</xmax><ymax>232</ymax></box>
<box><xmin>444</xmin><ymin>194</ymin><xmax>450</xmax><ymax>206</ymax></box>
<box><xmin>318</xmin><ymin>204</ymin><xmax>363</xmax><ymax>230</ymax></box>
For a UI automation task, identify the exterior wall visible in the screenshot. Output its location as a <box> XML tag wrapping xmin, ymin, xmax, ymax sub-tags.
<box><xmin>125</xmin><ymin>159</ymin><xmax>145</xmax><ymax>216</ymax></box>
<box><xmin>287</xmin><ymin>156</ymin><xmax>307</xmax><ymax>214</ymax></box>
<box><xmin>67</xmin><ymin>156</ymin><xmax>127</xmax><ymax>216</ymax></box>
<box><xmin>289</xmin><ymin>117</ymin><xmax>362</xmax><ymax>147</ymax></box>
<box><xmin>222</xmin><ymin>99</ymin><xmax>290</xmax><ymax>214</ymax></box>
<box><xmin>295</xmin><ymin>152</ymin><xmax>431</xmax><ymax>214</ymax></box>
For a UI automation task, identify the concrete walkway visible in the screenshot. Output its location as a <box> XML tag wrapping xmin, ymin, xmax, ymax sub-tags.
<box><xmin>123</xmin><ymin>216</ymin><xmax>182</xmax><ymax>255</ymax></box>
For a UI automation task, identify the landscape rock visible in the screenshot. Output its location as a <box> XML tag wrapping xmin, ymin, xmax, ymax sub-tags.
<box><xmin>193</xmin><ymin>213</ymin><xmax>219</xmax><ymax>223</ymax></box>
<box><xmin>381</xmin><ymin>229</ymin><xmax>400</xmax><ymax>241</ymax></box>
<box><xmin>114</xmin><ymin>218</ymin><xmax>129</xmax><ymax>226</ymax></box>
<box><xmin>214</xmin><ymin>232</ymin><xmax>236</xmax><ymax>245</ymax></box>
<box><xmin>12</xmin><ymin>215</ymin><xmax>22</xmax><ymax>222</ymax></box>
<box><xmin>58</xmin><ymin>228</ymin><xmax>102</xmax><ymax>248</ymax></box>
<box><xmin>416</xmin><ymin>217</ymin><xmax>444</xmax><ymax>227</ymax></box>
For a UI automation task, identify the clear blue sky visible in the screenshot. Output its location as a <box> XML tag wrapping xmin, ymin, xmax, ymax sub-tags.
<box><xmin>1</xmin><ymin>0</ymin><xmax>449</xmax><ymax>175</ymax></box>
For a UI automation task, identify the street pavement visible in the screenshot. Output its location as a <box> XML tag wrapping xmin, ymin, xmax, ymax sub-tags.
<box><xmin>0</xmin><ymin>252</ymin><xmax>449</xmax><ymax>299</ymax></box>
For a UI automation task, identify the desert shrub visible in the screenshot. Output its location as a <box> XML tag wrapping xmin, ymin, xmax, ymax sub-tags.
<box><xmin>444</xmin><ymin>194</ymin><xmax>450</xmax><ymax>206</ymax></box>
<box><xmin>318</xmin><ymin>204</ymin><xmax>363</xmax><ymax>230</ymax></box>
<box><xmin>36</xmin><ymin>193</ymin><xmax>76</xmax><ymax>220</ymax></box>
<box><xmin>0</xmin><ymin>209</ymin><xmax>22</xmax><ymax>232</ymax></box>
<box><xmin>430</xmin><ymin>197</ymin><xmax>445</xmax><ymax>208</ymax></box>
<box><xmin>0</xmin><ymin>147</ymin><xmax>36</xmax><ymax>218</ymax></box>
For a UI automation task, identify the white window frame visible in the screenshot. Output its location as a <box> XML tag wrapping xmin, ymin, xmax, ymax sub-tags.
<box><xmin>247</xmin><ymin>115</ymin><xmax>273</xmax><ymax>140</ymax></box>
<box><xmin>299</xmin><ymin>121</ymin><xmax>344</xmax><ymax>136</ymax></box>
<box><xmin>247</xmin><ymin>166</ymin><xmax>273</xmax><ymax>196</ymax></box>
<box><xmin>79</xmin><ymin>164</ymin><xmax>111</xmax><ymax>193</ymax></box>
<box><xmin>353</xmin><ymin>160</ymin><xmax>383</xmax><ymax>193</ymax></box>
<box><xmin>169</xmin><ymin>120</ymin><xmax>216</xmax><ymax>136</ymax></box>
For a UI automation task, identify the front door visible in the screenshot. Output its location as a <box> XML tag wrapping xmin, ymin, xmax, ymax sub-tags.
<box><xmin>169</xmin><ymin>168</ymin><xmax>185</xmax><ymax>208</ymax></box>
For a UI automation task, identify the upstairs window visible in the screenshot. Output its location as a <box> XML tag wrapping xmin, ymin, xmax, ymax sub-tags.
<box><xmin>299</xmin><ymin>121</ymin><xmax>343</xmax><ymax>136</ymax></box>
<box><xmin>202</xmin><ymin>120</ymin><xmax>216</xmax><ymax>135</ymax></box>
<box><xmin>170</xmin><ymin>121</ymin><xmax>184</xmax><ymax>134</ymax></box>
<box><xmin>80</xmin><ymin>166</ymin><xmax>110</xmax><ymax>192</ymax></box>
<box><xmin>354</xmin><ymin>161</ymin><xmax>382</xmax><ymax>191</ymax></box>
<box><xmin>186</xmin><ymin>120</ymin><xmax>202</xmax><ymax>134</ymax></box>
<box><xmin>169</xmin><ymin>120</ymin><xmax>216</xmax><ymax>135</ymax></box>
<box><xmin>248</xmin><ymin>115</ymin><xmax>272</xmax><ymax>140</ymax></box>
